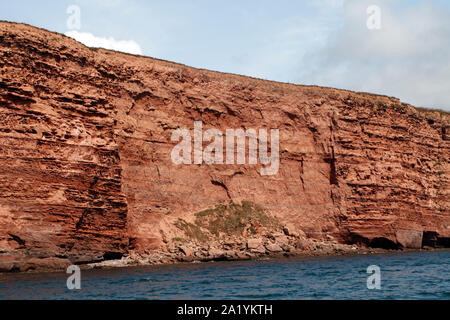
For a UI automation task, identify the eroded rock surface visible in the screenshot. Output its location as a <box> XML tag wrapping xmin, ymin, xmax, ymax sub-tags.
<box><xmin>0</xmin><ymin>22</ymin><xmax>448</xmax><ymax>272</ymax></box>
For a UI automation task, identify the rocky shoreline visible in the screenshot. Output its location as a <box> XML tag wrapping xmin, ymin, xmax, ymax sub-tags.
<box><xmin>89</xmin><ymin>228</ymin><xmax>362</xmax><ymax>269</ymax></box>
<box><xmin>1</xmin><ymin>216</ymin><xmax>448</xmax><ymax>274</ymax></box>
<box><xmin>86</xmin><ymin>243</ymin><xmax>371</xmax><ymax>271</ymax></box>
<box><xmin>86</xmin><ymin>230</ymin><xmax>447</xmax><ymax>272</ymax></box>
<box><xmin>2</xmin><ymin>245</ymin><xmax>443</xmax><ymax>275</ymax></box>
<box><xmin>1</xmin><ymin>227</ymin><xmax>444</xmax><ymax>274</ymax></box>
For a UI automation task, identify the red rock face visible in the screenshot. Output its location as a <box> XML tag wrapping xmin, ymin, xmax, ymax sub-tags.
<box><xmin>0</xmin><ymin>22</ymin><xmax>448</xmax><ymax>271</ymax></box>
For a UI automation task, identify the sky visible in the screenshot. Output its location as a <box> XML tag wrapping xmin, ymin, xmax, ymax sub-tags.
<box><xmin>1</xmin><ymin>0</ymin><xmax>449</xmax><ymax>110</ymax></box>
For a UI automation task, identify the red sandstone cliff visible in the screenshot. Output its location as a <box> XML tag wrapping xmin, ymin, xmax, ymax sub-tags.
<box><xmin>0</xmin><ymin>22</ymin><xmax>448</xmax><ymax>272</ymax></box>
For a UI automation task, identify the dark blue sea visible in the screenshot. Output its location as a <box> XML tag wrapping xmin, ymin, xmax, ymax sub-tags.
<box><xmin>0</xmin><ymin>250</ymin><xmax>449</xmax><ymax>300</ymax></box>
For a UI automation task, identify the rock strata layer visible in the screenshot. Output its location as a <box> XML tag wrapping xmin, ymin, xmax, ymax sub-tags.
<box><xmin>0</xmin><ymin>22</ymin><xmax>448</xmax><ymax>272</ymax></box>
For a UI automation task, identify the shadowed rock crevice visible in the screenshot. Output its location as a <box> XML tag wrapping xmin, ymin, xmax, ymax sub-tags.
<box><xmin>210</xmin><ymin>179</ymin><xmax>232</xmax><ymax>200</ymax></box>
<box><xmin>325</xmin><ymin>146</ymin><xmax>338</xmax><ymax>186</ymax></box>
<box><xmin>8</xmin><ymin>234</ymin><xmax>26</xmax><ymax>247</ymax></box>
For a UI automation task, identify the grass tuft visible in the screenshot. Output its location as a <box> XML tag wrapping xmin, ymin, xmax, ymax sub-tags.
<box><xmin>194</xmin><ymin>201</ymin><xmax>278</xmax><ymax>237</ymax></box>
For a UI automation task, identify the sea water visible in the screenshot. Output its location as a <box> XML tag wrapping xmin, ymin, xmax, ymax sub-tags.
<box><xmin>0</xmin><ymin>250</ymin><xmax>448</xmax><ymax>300</ymax></box>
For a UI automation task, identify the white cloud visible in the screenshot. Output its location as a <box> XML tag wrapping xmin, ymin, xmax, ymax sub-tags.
<box><xmin>65</xmin><ymin>30</ymin><xmax>143</xmax><ymax>55</ymax></box>
<box><xmin>297</xmin><ymin>0</ymin><xmax>450</xmax><ymax>110</ymax></box>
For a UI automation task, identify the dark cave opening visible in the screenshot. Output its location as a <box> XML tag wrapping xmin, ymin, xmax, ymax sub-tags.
<box><xmin>346</xmin><ymin>233</ymin><xmax>401</xmax><ymax>250</ymax></box>
<box><xmin>368</xmin><ymin>237</ymin><xmax>401</xmax><ymax>250</ymax></box>
<box><xmin>103</xmin><ymin>252</ymin><xmax>124</xmax><ymax>261</ymax></box>
<box><xmin>422</xmin><ymin>231</ymin><xmax>450</xmax><ymax>248</ymax></box>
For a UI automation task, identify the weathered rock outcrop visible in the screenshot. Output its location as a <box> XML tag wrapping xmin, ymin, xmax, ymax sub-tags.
<box><xmin>0</xmin><ymin>22</ymin><xmax>448</xmax><ymax>272</ymax></box>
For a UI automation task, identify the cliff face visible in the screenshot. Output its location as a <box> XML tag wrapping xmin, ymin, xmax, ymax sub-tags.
<box><xmin>0</xmin><ymin>22</ymin><xmax>448</xmax><ymax>272</ymax></box>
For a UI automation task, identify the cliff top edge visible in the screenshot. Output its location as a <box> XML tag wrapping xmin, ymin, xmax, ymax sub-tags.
<box><xmin>0</xmin><ymin>20</ymin><xmax>448</xmax><ymax>117</ymax></box>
